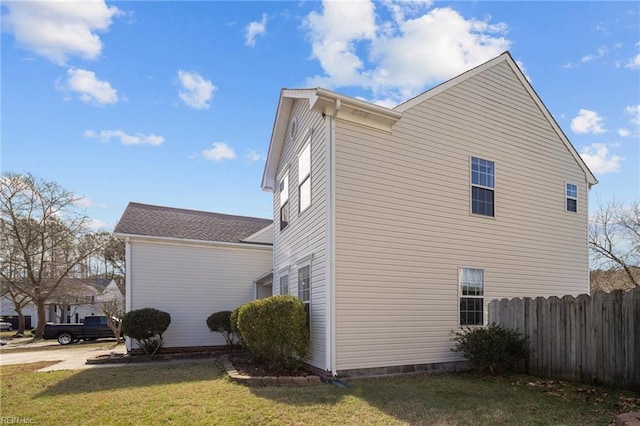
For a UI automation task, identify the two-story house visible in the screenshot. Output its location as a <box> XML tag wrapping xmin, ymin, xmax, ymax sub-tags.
<box><xmin>261</xmin><ymin>51</ymin><xmax>597</xmax><ymax>377</ymax></box>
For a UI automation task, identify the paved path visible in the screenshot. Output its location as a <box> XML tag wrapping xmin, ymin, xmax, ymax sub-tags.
<box><xmin>0</xmin><ymin>339</ymin><xmax>127</xmax><ymax>372</ymax></box>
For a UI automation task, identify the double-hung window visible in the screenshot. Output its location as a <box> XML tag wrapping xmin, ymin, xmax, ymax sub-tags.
<box><xmin>280</xmin><ymin>274</ymin><xmax>289</xmax><ymax>295</ymax></box>
<box><xmin>298</xmin><ymin>265</ymin><xmax>311</xmax><ymax>330</ymax></box>
<box><xmin>471</xmin><ymin>157</ymin><xmax>495</xmax><ymax>217</ymax></box>
<box><xmin>459</xmin><ymin>267</ymin><xmax>484</xmax><ymax>326</ymax></box>
<box><xmin>279</xmin><ymin>172</ymin><xmax>289</xmax><ymax>230</ymax></box>
<box><xmin>566</xmin><ymin>183</ymin><xmax>577</xmax><ymax>213</ymax></box>
<box><xmin>298</xmin><ymin>142</ymin><xmax>311</xmax><ymax>213</ymax></box>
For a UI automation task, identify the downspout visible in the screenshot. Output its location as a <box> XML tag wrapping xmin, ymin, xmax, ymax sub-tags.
<box><xmin>327</xmin><ymin>99</ymin><xmax>340</xmax><ymax>377</ymax></box>
<box><xmin>124</xmin><ymin>237</ymin><xmax>132</xmax><ymax>352</ymax></box>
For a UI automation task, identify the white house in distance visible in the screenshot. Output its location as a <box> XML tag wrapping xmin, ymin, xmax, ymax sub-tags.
<box><xmin>0</xmin><ymin>278</ymin><xmax>124</xmax><ymax>328</ymax></box>
<box><xmin>113</xmin><ymin>202</ymin><xmax>273</xmax><ymax>351</ymax></box>
<box><xmin>261</xmin><ymin>51</ymin><xmax>597</xmax><ymax>376</ymax></box>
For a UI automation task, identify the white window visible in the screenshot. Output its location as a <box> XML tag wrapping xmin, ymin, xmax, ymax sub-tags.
<box><xmin>566</xmin><ymin>183</ymin><xmax>577</xmax><ymax>213</ymax></box>
<box><xmin>279</xmin><ymin>171</ymin><xmax>289</xmax><ymax>230</ymax></box>
<box><xmin>471</xmin><ymin>157</ymin><xmax>495</xmax><ymax>217</ymax></box>
<box><xmin>298</xmin><ymin>142</ymin><xmax>311</xmax><ymax>213</ymax></box>
<box><xmin>298</xmin><ymin>265</ymin><xmax>310</xmax><ymax>302</ymax></box>
<box><xmin>280</xmin><ymin>275</ymin><xmax>289</xmax><ymax>295</ymax></box>
<box><xmin>459</xmin><ymin>268</ymin><xmax>484</xmax><ymax>326</ymax></box>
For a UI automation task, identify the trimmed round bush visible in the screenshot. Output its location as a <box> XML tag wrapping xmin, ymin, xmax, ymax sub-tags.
<box><xmin>122</xmin><ymin>308</ymin><xmax>171</xmax><ymax>355</ymax></box>
<box><xmin>235</xmin><ymin>295</ymin><xmax>309</xmax><ymax>372</ymax></box>
<box><xmin>452</xmin><ymin>323</ymin><xmax>530</xmax><ymax>375</ymax></box>
<box><xmin>206</xmin><ymin>310</ymin><xmax>235</xmax><ymax>347</ymax></box>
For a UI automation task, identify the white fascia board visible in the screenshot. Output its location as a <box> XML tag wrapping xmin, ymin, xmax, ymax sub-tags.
<box><xmin>310</xmin><ymin>88</ymin><xmax>402</xmax><ymax>133</ymax></box>
<box><xmin>242</xmin><ymin>224</ymin><xmax>273</xmax><ymax>244</ymax></box>
<box><xmin>113</xmin><ymin>232</ymin><xmax>273</xmax><ymax>251</ymax></box>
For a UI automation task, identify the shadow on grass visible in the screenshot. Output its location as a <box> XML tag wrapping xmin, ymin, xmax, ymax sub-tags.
<box><xmin>36</xmin><ymin>359</ymin><xmax>224</xmax><ymax>397</ymax></box>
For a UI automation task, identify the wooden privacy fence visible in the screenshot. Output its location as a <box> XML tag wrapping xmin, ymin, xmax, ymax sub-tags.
<box><xmin>488</xmin><ymin>287</ymin><xmax>640</xmax><ymax>390</ymax></box>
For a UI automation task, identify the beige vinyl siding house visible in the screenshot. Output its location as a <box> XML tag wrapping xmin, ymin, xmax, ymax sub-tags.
<box><xmin>262</xmin><ymin>52</ymin><xmax>597</xmax><ymax>376</ymax></box>
<box><xmin>114</xmin><ymin>203</ymin><xmax>272</xmax><ymax>351</ymax></box>
<box><xmin>269</xmin><ymin>96</ymin><xmax>330</xmax><ymax>369</ymax></box>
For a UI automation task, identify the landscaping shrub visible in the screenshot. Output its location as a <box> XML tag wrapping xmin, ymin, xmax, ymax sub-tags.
<box><xmin>206</xmin><ymin>310</ymin><xmax>235</xmax><ymax>347</ymax></box>
<box><xmin>452</xmin><ymin>323</ymin><xmax>530</xmax><ymax>375</ymax></box>
<box><xmin>122</xmin><ymin>308</ymin><xmax>171</xmax><ymax>355</ymax></box>
<box><xmin>235</xmin><ymin>295</ymin><xmax>309</xmax><ymax>372</ymax></box>
<box><xmin>230</xmin><ymin>307</ymin><xmax>245</xmax><ymax>348</ymax></box>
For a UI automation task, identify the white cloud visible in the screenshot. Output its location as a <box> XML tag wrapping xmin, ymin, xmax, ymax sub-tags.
<box><xmin>581</xmin><ymin>47</ymin><xmax>607</xmax><ymax>63</ymax></box>
<box><xmin>202</xmin><ymin>143</ymin><xmax>236</xmax><ymax>162</ymax></box>
<box><xmin>625</xmin><ymin>53</ymin><xmax>640</xmax><ymax>69</ymax></box>
<box><xmin>618</xmin><ymin>128</ymin><xmax>630</xmax><ymax>137</ymax></box>
<box><xmin>246</xmin><ymin>149</ymin><xmax>266</xmax><ymax>163</ymax></box>
<box><xmin>85</xmin><ymin>218</ymin><xmax>110</xmax><ymax>231</ymax></box>
<box><xmin>61</xmin><ymin>68</ymin><xmax>118</xmax><ymax>105</ymax></box>
<box><xmin>2</xmin><ymin>0</ymin><xmax>121</xmax><ymax>65</ymax></box>
<box><xmin>571</xmin><ymin>109</ymin><xmax>606</xmax><ymax>134</ymax></box>
<box><xmin>177</xmin><ymin>70</ymin><xmax>216</xmax><ymax>109</ymax></box>
<box><xmin>625</xmin><ymin>105</ymin><xmax>640</xmax><ymax>126</ymax></box>
<box><xmin>304</xmin><ymin>2</ymin><xmax>510</xmax><ymax>103</ymax></box>
<box><xmin>580</xmin><ymin>143</ymin><xmax>624</xmax><ymax>175</ymax></box>
<box><xmin>74</xmin><ymin>196</ymin><xmax>107</xmax><ymax>209</ymax></box>
<box><xmin>85</xmin><ymin>129</ymin><xmax>164</xmax><ymax>146</ymax></box>
<box><xmin>245</xmin><ymin>14</ymin><xmax>268</xmax><ymax>47</ymax></box>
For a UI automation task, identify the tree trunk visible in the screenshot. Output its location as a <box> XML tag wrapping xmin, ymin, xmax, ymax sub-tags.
<box><xmin>15</xmin><ymin>307</ymin><xmax>26</xmax><ymax>336</ymax></box>
<box><xmin>34</xmin><ymin>300</ymin><xmax>46</xmax><ymax>340</ymax></box>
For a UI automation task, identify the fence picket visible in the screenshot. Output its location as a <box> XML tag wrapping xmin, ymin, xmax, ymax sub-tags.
<box><xmin>489</xmin><ymin>288</ymin><xmax>639</xmax><ymax>391</ymax></box>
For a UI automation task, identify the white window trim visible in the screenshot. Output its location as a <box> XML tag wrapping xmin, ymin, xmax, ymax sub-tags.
<box><xmin>279</xmin><ymin>274</ymin><xmax>290</xmax><ymax>295</ymax></box>
<box><xmin>279</xmin><ymin>169</ymin><xmax>290</xmax><ymax>230</ymax></box>
<box><xmin>469</xmin><ymin>156</ymin><xmax>496</xmax><ymax>218</ymax></box>
<box><xmin>565</xmin><ymin>182</ymin><xmax>578</xmax><ymax>213</ymax></box>
<box><xmin>298</xmin><ymin>137</ymin><xmax>312</xmax><ymax>214</ymax></box>
<box><xmin>458</xmin><ymin>267</ymin><xmax>485</xmax><ymax>327</ymax></box>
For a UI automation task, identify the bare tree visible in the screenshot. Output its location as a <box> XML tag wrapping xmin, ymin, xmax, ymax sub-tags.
<box><xmin>100</xmin><ymin>298</ymin><xmax>125</xmax><ymax>344</ymax></box>
<box><xmin>589</xmin><ymin>199</ymin><xmax>639</xmax><ymax>288</ymax></box>
<box><xmin>0</xmin><ymin>173</ymin><xmax>102</xmax><ymax>339</ymax></box>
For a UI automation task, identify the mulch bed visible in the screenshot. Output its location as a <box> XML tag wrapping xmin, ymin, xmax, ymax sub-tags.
<box><xmin>228</xmin><ymin>352</ymin><xmax>308</xmax><ymax>377</ymax></box>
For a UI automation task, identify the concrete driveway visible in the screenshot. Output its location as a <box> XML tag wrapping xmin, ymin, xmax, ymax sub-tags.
<box><xmin>0</xmin><ymin>338</ymin><xmax>127</xmax><ymax>372</ymax></box>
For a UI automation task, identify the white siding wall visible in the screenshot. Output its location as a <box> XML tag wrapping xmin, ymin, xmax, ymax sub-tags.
<box><xmin>129</xmin><ymin>239</ymin><xmax>272</xmax><ymax>348</ymax></box>
<box><xmin>272</xmin><ymin>99</ymin><xmax>329</xmax><ymax>370</ymax></box>
<box><xmin>334</xmin><ymin>61</ymin><xmax>591</xmax><ymax>371</ymax></box>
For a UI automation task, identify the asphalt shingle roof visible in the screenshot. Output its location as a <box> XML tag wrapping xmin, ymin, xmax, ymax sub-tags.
<box><xmin>114</xmin><ymin>202</ymin><xmax>272</xmax><ymax>245</ymax></box>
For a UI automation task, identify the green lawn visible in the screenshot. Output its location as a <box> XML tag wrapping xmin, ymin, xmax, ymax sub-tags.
<box><xmin>1</xmin><ymin>360</ymin><xmax>638</xmax><ymax>425</ymax></box>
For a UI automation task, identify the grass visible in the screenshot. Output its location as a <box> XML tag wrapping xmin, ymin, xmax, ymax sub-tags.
<box><xmin>1</xmin><ymin>360</ymin><xmax>638</xmax><ymax>425</ymax></box>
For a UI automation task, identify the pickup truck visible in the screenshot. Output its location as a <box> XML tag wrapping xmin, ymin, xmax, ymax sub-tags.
<box><xmin>43</xmin><ymin>316</ymin><xmax>118</xmax><ymax>345</ymax></box>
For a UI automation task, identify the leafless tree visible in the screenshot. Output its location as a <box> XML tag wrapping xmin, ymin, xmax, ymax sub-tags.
<box><xmin>589</xmin><ymin>199</ymin><xmax>639</xmax><ymax>288</ymax></box>
<box><xmin>100</xmin><ymin>298</ymin><xmax>125</xmax><ymax>344</ymax></box>
<box><xmin>0</xmin><ymin>173</ymin><xmax>102</xmax><ymax>339</ymax></box>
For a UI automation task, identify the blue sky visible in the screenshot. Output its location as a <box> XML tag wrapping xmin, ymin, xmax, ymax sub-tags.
<box><xmin>2</xmin><ymin>1</ymin><xmax>639</xmax><ymax>230</ymax></box>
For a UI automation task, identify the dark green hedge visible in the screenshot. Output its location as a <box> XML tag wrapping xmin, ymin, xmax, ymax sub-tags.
<box><xmin>235</xmin><ymin>295</ymin><xmax>309</xmax><ymax>372</ymax></box>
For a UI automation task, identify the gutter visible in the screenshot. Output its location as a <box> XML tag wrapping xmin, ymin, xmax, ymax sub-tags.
<box><xmin>326</xmin><ymin>99</ymin><xmax>339</xmax><ymax>377</ymax></box>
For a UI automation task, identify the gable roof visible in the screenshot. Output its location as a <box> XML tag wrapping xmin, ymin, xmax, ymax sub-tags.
<box><xmin>395</xmin><ymin>51</ymin><xmax>597</xmax><ymax>186</ymax></box>
<box><xmin>261</xmin><ymin>88</ymin><xmax>402</xmax><ymax>191</ymax></box>
<box><xmin>261</xmin><ymin>51</ymin><xmax>597</xmax><ymax>191</ymax></box>
<box><xmin>114</xmin><ymin>202</ymin><xmax>272</xmax><ymax>245</ymax></box>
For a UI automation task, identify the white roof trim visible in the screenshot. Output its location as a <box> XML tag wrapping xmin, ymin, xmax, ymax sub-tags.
<box><xmin>242</xmin><ymin>224</ymin><xmax>273</xmax><ymax>244</ymax></box>
<box><xmin>113</xmin><ymin>232</ymin><xmax>273</xmax><ymax>250</ymax></box>
<box><xmin>261</xmin><ymin>88</ymin><xmax>402</xmax><ymax>192</ymax></box>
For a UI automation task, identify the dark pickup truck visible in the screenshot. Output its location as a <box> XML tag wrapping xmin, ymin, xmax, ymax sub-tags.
<box><xmin>43</xmin><ymin>316</ymin><xmax>118</xmax><ymax>345</ymax></box>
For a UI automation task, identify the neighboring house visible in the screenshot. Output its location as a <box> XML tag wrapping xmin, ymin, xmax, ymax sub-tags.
<box><xmin>0</xmin><ymin>278</ymin><xmax>123</xmax><ymax>328</ymax></box>
<box><xmin>261</xmin><ymin>52</ymin><xmax>597</xmax><ymax>376</ymax></box>
<box><xmin>114</xmin><ymin>202</ymin><xmax>273</xmax><ymax>351</ymax></box>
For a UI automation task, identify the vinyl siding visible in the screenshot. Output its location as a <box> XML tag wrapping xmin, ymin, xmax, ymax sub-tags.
<box><xmin>129</xmin><ymin>239</ymin><xmax>272</xmax><ymax>348</ymax></box>
<box><xmin>272</xmin><ymin>98</ymin><xmax>328</xmax><ymax>370</ymax></box>
<box><xmin>334</xmin><ymin>60</ymin><xmax>591</xmax><ymax>371</ymax></box>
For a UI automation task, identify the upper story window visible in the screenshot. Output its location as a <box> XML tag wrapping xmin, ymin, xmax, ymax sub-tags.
<box><xmin>471</xmin><ymin>157</ymin><xmax>495</xmax><ymax>217</ymax></box>
<box><xmin>459</xmin><ymin>267</ymin><xmax>484</xmax><ymax>326</ymax></box>
<box><xmin>279</xmin><ymin>171</ymin><xmax>289</xmax><ymax>230</ymax></box>
<box><xmin>566</xmin><ymin>183</ymin><xmax>577</xmax><ymax>213</ymax></box>
<box><xmin>280</xmin><ymin>274</ymin><xmax>289</xmax><ymax>295</ymax></box>
<box><xmin>298</xmin><ymin>141</ymin><xmax>311</xmax><ymax>213</ymax></box>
